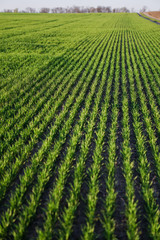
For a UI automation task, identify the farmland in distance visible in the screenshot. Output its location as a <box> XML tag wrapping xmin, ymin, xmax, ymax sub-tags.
<box><xmin>0</xmin><ymin>13</ymin><xmax>160</xmax><ymax>240</ymax></box>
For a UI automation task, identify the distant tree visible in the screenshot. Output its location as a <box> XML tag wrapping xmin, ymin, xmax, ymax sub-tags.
<box><xmin>69</xmin><ymin>7</ymin><xmax>75</xmax><ymax>13</ymax></box>
<box><xmin>112</xmin><ymin>7</ymin><xmax>129</xmax><ymax>13</ymax></box>
<box><xmin>40</xmin><ymin>8</ymin><xmax>50</xmax><ymax>13</ymax></box>
<box><xmin>113</xmin><ymin>8</ymin><xmax>120</xmax><ymax>13</ymax></box>
<box><xmin>88</xmin><ymin>7</ymin><xmax>97</xmax><ymax>13</ymax></box>
<box><xmin>26</xmin><ymin>7</ymin><xmax>29</xmax><ymax>13</ymax></box>
<box><xmin>97</xmin><ymin>6</ymin><xmax>103</xmax><ymax>13</ymax></box>
<box><xmin>14</xmin><ymin>8</ymin><xmax>18</xmax><ymax>13</ymax></box>
<box><xmin>140</xmin><ymin>6</ymin><xmax>148</xmax><ymax>12</ymax></box>
<box><xmin>51</xmin><ymin>7</ymin><xmax>66</xmax><ymax>13</ymax></box>
<box><xmin>65</xmin><ymin>7</ymin><xmax>72</xmax><ymax>13</ymax></box>
<box><xmin>105</xmin><ymin>7</ymin><xmax>112</xmax><ymax>13</ymax></box>
<box><xmin>4</xmin><ymin>9</ymin><xmax>12</xmax><ymax>12</ymax></box>
<box><xmin>72</xmin><ymin>6</ymin><xmax>81</xmax><ymax>13</ymax></box>
<box><xmin>101</xmin><ymin>6</ymin><xmax>105</xmax><ymax>13</ymax></box>
<box><xmin>26</xmin><ymin>7</ymin><xmax>36</xmax><ymax>13</ymax></box>
<box><xmin>51</xmin><ymin>8</ymin><xmax>56</xmax><ymax>13</ymax></box>
<box><xmin>19</xmin><ymin>5</ymin><xmax>133</xmax><ymax>14</ymax></box>
<box><xmin>131</xmin><ymin>8</ymin><xmax>135</xmax><ymax>13</ymax></box>
<box><xmin>81</xmin><ymin>7</ymin><xmax>89</xmax><ymax>13</ymax></box>
<box><xmin>120</xmin><ymin>7</ymin><xmax>130</xmax><ymax>13</ymax></box>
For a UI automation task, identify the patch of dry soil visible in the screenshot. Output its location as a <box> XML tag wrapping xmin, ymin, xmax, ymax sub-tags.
<box><xmin>143</xmin><ymin>11</ymin><xmax>160</xmax><ymax>20</ymax></box>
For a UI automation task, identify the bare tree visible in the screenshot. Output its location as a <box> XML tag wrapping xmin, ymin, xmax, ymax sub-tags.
<box><xmin>14</xmin><ymin>8</ymin><xmax>18</xmax><ymax>13</ymax></box>
<box><xmin>97</xmin><ymin>6</ymin><xmax>103</xmax><ymax>13</ymax></box>
<box><xmin>131</xmin><ymin>8</ymin><xmax>135</xmax><ymax>13</ymax></box>
<box><xmin>40</xmin><ymin>8</ymin><xmax>50</xmax><ymax>13</ymax></box>
<box><xmin>140</xmin><ymin>6</ymin><xmax>148</xmax><ymax>12</ymax></box>
<box><xmin>113</xmin><ymin>8</ymin><xmax>119</xmax><ymax>13</ymax></box>
<box><xmin>120</xmin><ymin>7</ymin><xmax>130</xmax><ymax>13</ymax></box>
<box><xmin>11</xmin><ymin>5</ymin><xmax>134</xmax><ymax>14</ymax></box>
<box><xmin>88</xmin><ymin>7</ymin><xmax>97</xmax><ymax>13</ymax></box>
<box><xmin>51</xmin><ymin>8</ymin><xmax>57</xmax><ymax>13</ymax></box>
<box><xmin>51</xmin><ymin>7</ymin><xmax>66</xmax><ymax>13</ymax></box>
<box><xmin>105</xmin><ymin>7</ymin><xmax>112</xmax><ymax>13</ymax></box>
<box><xmin>4</xmin><ymin>9</ymin><xmax>13</xmax><ymax>12</ymax></box>
<box><xmin>112</xmin><ymin>7</ymin><xmax>130</xmax><ymax>13</ymax></box>
<box><xmin>26</xmin><ymin>7</ymin><xmax>36</xmax><ymax>13</ymax></box>
<box><xmin>100</xmin><ymin>6</ymin><xmax>105</xmax><ymax>13</ymax></box>
<box><xmin>72</xmin><ymin>6</ymin><xmax>81</xmax><ymax>13</ymax></box>
<box><xmin>66</xmin><ymin>7</ymin><xmax>72</xmax><ymax>13</ymax></box>
<box><xmin>81</xmin><ymin>7</ymin><xmax>89</xmax><ymax>13</ymax></box>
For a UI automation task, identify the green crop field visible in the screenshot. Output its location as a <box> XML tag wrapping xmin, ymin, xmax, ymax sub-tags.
<box><xmin>0</xmin><ymin>12</ymin><xmax>160</xmax><ymax>240</ymax></box>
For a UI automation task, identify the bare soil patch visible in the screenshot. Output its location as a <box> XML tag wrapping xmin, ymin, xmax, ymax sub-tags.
<box><xmin>143</xmin><ymin>11</ymin><xmax>160</xmax><ymax>20</ymax></box>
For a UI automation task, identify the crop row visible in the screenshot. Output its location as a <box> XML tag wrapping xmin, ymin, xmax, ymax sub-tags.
<box><xmin>0</xmin><ymin>13</ymin><xmax>160</xmax><ymax>239</ymax></box>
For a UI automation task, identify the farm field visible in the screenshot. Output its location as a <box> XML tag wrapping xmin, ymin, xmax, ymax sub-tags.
<box><xmin>143</xmin><ymin>11</ymin><xmax>160</xmax><ymax>21</ymax></box>
<box><xmin>0</xmin><ymin>13</ymin><xmax>160</xmax><ymax>240</ymax></box>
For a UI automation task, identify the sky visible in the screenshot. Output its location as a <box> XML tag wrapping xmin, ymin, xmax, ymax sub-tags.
<box><xmin>0</xmin><ymin>0</ymin><xmax>160</xmax><ymax>12</ymax></box>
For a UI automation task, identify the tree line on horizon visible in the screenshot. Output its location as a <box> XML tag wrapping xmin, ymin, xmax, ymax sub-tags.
<box><xmin>3</xmin><ymin>6</ymin><xmax>148</xmax><ymax>14</ymax></box>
